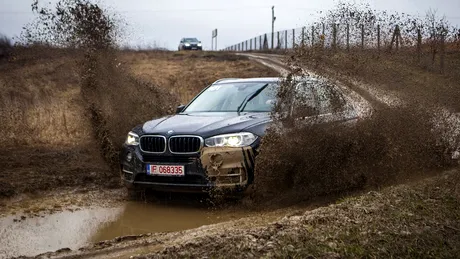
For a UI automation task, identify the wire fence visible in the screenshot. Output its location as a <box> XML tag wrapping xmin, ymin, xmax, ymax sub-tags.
<box><xmin>223</xmin><ymin>22</ymin><xmax>459</xmax><ymax>73</ymax></box>
<box><xmin>223</xmin><ymin>23</ymin><xmax>459</xmax><ymax>52</ymax></box>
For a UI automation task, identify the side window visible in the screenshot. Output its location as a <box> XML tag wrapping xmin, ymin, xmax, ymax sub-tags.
<box><xmin>291</xmin><ymin>81</ymin><xmax>319</xmax><ymax>118</ymax></box>
<box><xmin>315</xmin><ymin>82</ymin><xmax>346</xmax><ymax>114</ymax></box>
<box><xmin>244</xmin><ymin>84</ymin><xmax>277</xmax><ymax>112</ymax></box>
<box><xmin>291</xmin><ymin>80</ymin><xmax>346</xmax><ymax>117</ymax></box>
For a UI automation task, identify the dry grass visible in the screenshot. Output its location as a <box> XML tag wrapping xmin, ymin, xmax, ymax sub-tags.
<box><xmin>121</xmin><ymin>51</ymin><xmax>279</xmax><ymax>103</ymax></box>
<box><xmin>0</xmin><ymin>47</ymin><xmax>90</xmax><ymax>147</ymax></box>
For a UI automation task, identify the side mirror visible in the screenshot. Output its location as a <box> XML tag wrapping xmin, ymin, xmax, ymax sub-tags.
<box><xmin>176</xmin><ymin>105</ymin><xmax>186</xmax><ymax>114</ymax></box>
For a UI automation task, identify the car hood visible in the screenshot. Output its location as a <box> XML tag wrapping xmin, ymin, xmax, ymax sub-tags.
<box><xmin>142</xmin><ymin>112</ymin><xmax>271</xmax><ymax>138</ymax></box>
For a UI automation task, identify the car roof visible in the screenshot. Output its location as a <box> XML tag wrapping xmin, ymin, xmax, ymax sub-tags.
<box><xmin>212</xmin><ymin>77</ymin><xmax>281</xmax><ymax>85</ymax></box>
<box><xmin>212</xmin><ymin>76</ymin><xmax>320</xmax><ymax>85</ymax></box>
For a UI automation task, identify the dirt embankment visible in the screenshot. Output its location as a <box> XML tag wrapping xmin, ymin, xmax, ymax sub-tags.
<box><xmin>0</xmin><ymin>49</ymin><xmax>277</xmax><ymax>199</ymax></box>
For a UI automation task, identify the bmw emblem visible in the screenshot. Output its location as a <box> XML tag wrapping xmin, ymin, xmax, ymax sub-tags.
<box><xmin>167</xmin><ymin>130</ymin><xmax>174</xmax><ymax>135</ymax></box>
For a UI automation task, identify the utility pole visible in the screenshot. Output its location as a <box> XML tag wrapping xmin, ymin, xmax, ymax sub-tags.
<box><xmin>271</xmin><ymin>6</ymin><xmax>276</xmax><ymax>49</ymax></box>
<box><xmin>211</xmin><ymin>29</ymin><xmax>218</xmax><ymax>50</ymax></box>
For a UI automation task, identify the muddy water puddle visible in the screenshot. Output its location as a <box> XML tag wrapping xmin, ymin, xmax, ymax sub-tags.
<box><xmin>0</xmin><ymin>199</ymin><xmax>249</xmax><ymax>258</ymax></box>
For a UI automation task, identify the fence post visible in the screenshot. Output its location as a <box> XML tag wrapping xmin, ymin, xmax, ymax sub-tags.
<box><xmin>250</xmin><ymin>38</ymin><xmax>252</xmax><ymax>50</ymax></box>
<box><xmin>361</xmin><ymin>24</ymin><xmax>365</xmax><ymax>49</ymax></box>
<box><xmin>322</xmin><ymin>23</ymin><xmax>325</xmax><ymax>48</ymax></box>
<box><xmin>440</xmin><ymin>32</ymin><xmax>445</xmax><ymax>74</ymax></box>
<box><xmin>285</xmin><ymin>30</ymin><xmax>288</xmax><ymax>50</ymax></box>
<box><xmin>263</xmin><ymin>33</ymin><xmax>268</xmax><ymax>50</ymax></box>
<box><xmin>346</xmin><ymin>24</ymin><xmax>350</xmax><ymax>51</ymax></box>
<box><xmin>302</xmin><ymin>27</ymin><xmax>305</xmax><ymax>46</ymax></box>
<box><xmin>259</xmin><ymin>35</ymin><xmax>262</xmax><ymax>50</ymax></box>
<box><xmin>292</xmin><ymin>29</ymin><xmax>295</xmax><ymax>48</ymax></box>
<box><xmin>312</xmin><ymin>25</ymin><xmax>315</xmax><ymax>46</ymax></box>
<box><xmin>332</xmin><ymin>23</ymin><xmax>337</xmax><ymax>49</ymax></box>
<box><xmin>417</xmin><ymin>28</ymin><xmax>422</xmax><ymax>62</ymax></box>
<box><xmin>377</xmin><ymin>24</ymin><xmax>381</xmax><ymax>52</ymax></box>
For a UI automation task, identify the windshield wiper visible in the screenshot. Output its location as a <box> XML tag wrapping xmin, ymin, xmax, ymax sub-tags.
<box><xmin>237</xmin><ymin>84</ymin><xmax>269</xmax><ymax>115</ymax></box>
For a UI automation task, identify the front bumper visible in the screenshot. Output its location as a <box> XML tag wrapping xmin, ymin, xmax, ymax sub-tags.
<box><xmin>120</xmin><ymin>145</ymin><xmax>256</xmax><ymax>193</ymax></box>
<box><xmin>182</xmin><ymin>45</ymin><xmax>202</xmax><ymax>50</ymax></box>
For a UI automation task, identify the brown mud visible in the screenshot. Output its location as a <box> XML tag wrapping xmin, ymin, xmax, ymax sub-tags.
<box><xmin>0</xmin><ymin>190</ymin><xmax>271</xmax><ymax>258</ymax></box>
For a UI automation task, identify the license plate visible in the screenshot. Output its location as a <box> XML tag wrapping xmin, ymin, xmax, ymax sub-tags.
<box><xmin>147</xmin><ymin>165</ymin><xmax>185</xmax><ymax>176</ymax></box>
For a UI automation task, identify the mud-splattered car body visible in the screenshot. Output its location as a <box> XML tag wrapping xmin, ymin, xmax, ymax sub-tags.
<box><xmin>120</xmin><ymin>77</ymin><xmax>358</xmax><ymax>193</ymax></box>
<box><xmin>120</xmin><ymin>112</ymin><xmax>266</xmax><ymax>193</ymax></box>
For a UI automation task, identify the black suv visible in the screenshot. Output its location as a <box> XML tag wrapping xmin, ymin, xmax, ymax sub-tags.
<box><xmin>120</xmin><ymin>77</ymin><xmax>359</xmax><ymax>194</ymax></box>
<box><xmin>178</xmin><ymin>38</ymin><xmax>202</xmax><ymax>51</ymax></box>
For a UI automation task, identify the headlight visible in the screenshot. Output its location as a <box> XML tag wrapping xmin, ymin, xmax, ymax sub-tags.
<box><xmin>205</xmin><ymin>132</ymin><xmax>257</xmax><ymax>147</ymax></box>
<box><xmin>185</xmin><ymin>43</ymin><xmax>190</xmax><ymax>46</ymax></box>
<box><xmin>125</xmin><ymin>132</ymin><xmax>139</xmax><ymax>145</ymax></box>
<box><xmin>197</xmin><ymin>43</ymin><xmax>202</xmax><ymax>46</ymax></box>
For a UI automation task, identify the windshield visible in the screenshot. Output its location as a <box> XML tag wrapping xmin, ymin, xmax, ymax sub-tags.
<box><xmin>184</xmin><ymin>82</ymin><xmax>278</xmax><ymax>113</ymax></box>
<box><xmin>184</xmin><ymin>38</ymin><xmax>199</xmax><ymax>42</ymax></box>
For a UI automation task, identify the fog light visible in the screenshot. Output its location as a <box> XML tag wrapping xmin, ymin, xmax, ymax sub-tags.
<box><xmin>126</xmin><ymin>152</ymin><xmax>133</xmax><ymax>162</ymax></box>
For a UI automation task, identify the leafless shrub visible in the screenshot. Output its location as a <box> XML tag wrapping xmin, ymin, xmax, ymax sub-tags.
<box><xmin>0</xmin><ymin>34</ymin><xmax>12</xmax><ymax>60</ymax></box>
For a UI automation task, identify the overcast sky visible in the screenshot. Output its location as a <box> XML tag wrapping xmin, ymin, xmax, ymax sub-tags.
<box><xmin>1</xmin><ymin>0</ymin><xmax>459</xmax><ymax>50</ymax></box>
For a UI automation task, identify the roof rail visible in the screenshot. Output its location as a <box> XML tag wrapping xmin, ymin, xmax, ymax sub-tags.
<box><xmin>212</xmin><ymin>78</ymin><xmax>240</xmax><ymax>84</ymax></box>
